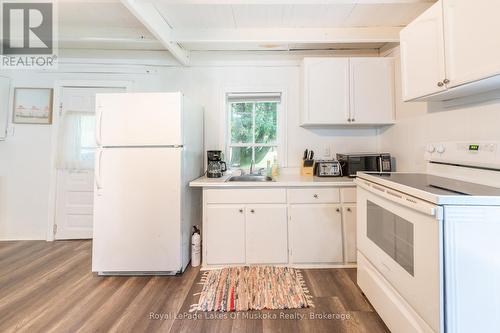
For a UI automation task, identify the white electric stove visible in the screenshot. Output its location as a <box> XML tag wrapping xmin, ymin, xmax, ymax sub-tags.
<box><xmin>355</xmin><ymin>141</ymin><xmax>500</xmax><ymax>333</ymax></box>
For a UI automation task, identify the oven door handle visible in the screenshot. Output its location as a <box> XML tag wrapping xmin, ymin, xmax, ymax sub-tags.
<box><xmin>355</xmin><ymin>179</ymin><xmax>443</xmax><ymax>220</ymax></box>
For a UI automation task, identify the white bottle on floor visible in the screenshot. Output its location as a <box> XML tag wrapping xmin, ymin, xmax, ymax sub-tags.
<box><xmin>191</xmin><ymin>226</ymin><xmax>201</xmax><ymax>267</ymax></box>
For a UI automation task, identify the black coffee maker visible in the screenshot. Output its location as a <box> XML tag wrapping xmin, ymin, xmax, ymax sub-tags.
<box><xmin>207</xmin><ymin>150</ymin><xmax>227</xmax><ymax>178</ymax></box>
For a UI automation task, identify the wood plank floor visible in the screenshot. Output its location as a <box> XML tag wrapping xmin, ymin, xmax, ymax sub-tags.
<box><xmin>0</xmin><ymin>241</ymin><xmax>389</xmax><ymax>333</ymax></box>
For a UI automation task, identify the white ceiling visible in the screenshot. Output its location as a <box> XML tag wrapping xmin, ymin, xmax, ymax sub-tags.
<box><xmin>58</xmin><ymin>1</ymin><xmax>162</xmax><ymax>50</ymax></box>
<box><xmin>56</xmin><ymin>1</ymin><xmax>434</xmax><ymax>54</ymax></box>
<box><xmin>156</xmin><ymin>3</ymin><xmax>432</xmax><ymax>29</ymax></box>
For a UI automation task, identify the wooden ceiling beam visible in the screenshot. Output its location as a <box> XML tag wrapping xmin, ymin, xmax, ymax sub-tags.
<box><xmin>121</xmin><ymin>0</ymin><xmax>190</xmax><ymax>65</ymax></box>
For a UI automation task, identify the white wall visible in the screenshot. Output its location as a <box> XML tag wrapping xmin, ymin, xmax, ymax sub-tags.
<box><xmin>379</xmin><ymin>47</ymin><xmax>500</xmax><ymax>172</ymax></box>
<box><xmin>0</xmin><ymin>51</ymin><xmax>379</xmax><ymax>240</ymax></box>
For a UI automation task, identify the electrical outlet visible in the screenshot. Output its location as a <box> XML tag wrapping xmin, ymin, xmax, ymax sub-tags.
<box><xmin>323</xmin><ymin>146</ymin><xmax>330</xmax><ymax>158</ymax></box>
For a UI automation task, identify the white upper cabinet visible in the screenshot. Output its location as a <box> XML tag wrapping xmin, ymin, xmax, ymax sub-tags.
<box><xmin>400</xmin><ymin>1</ymin><xmax>447</xmax><ymax>101</ymax></box>
<box><xmin>401</xmin><ymin>0</ymin><xmax>500</xmax><ymax>101</ymax></box>
<box><xmin>350</xmin><ymin>58</ymin><xmax>395</xmax><ymax>125</ymax></box>
<box><xmin>302</xmin><ymin>58</ymin><xmax>350</xmax><ymax>125</ymax></box>
<box><xmin>301</xmin><ymin>57</ymin><xmax>395</xmax><ymax>126</ymax></box>
<box><xmin>443</xmin><ymin>0</ymin><xmax>500</xmax><ymax>88</ymax></box>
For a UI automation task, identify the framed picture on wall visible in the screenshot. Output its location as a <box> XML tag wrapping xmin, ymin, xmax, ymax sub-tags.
<box><xmin>12</xmin><ymin>88</ymin><xmax>54</xmax><ymax>124</ymax></box>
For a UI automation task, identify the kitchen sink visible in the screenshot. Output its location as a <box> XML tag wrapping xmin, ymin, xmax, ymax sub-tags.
<box><xmin>226</xmin><ymin>175</ymin><xmax>273</xmax><ymax>182</ymax></box>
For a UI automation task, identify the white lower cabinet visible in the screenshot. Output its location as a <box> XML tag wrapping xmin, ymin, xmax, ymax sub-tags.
<box><xmin>205</xmin><ymin>204</ymin><xmax>246</xmax><ymax>265</ymax></box>
<box><xmin>343</xmin><ymin>204</ymin><xmax>357</xmax><ymax>263</ymax></box>
<box><xmin>289</xmin><ymin>204</ymin><xmax>343</xmax><ymax>264</ymax></box>
<box><xmin>203</xmin><ymin>186</ymin><xmax>356</xmax><ymax>267</ymax></box>
<box><xmin>246</xmin><ymin>205</ymin><xmax>288</xmax><ymax>264</ymax></box>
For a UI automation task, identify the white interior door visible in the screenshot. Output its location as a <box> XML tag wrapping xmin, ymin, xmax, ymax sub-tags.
<box><xmin>54</xmin><ymin>86</ymin><xmax>125</xmax><ymax>240</ymax></box>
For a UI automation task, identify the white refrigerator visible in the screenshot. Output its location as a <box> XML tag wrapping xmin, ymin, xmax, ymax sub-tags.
<box><xmin>91</xmin><ymin>92</ymin><xmax>203</xmax><ymax>275</ymax></box>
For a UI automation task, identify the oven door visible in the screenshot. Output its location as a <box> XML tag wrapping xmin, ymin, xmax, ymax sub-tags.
<box><xmin>356</xmin><ymin>181</ymin><xmax>442</xmax><ymax>333</ymax></box>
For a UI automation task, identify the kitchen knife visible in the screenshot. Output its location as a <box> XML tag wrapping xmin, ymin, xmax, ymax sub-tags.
<box><xmin>303</xmin><ymin>149</ymin><xmax>308</xmax><ymax>160</ymax></box>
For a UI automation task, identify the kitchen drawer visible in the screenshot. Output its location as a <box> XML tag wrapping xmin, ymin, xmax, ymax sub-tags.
<box><xmin>205</xmin><ymin>188</ymin><xmax>286</xmax><ymax>204</ymax></box>
<box><xmin>341</xmin><ymin>187</ymin><xmax>357</xmax><ymax>203</ymax></box>
<box><xmin>287</xmin><ymin>188</ymin><xmax>340</xmax><ymax>204</ymax></box>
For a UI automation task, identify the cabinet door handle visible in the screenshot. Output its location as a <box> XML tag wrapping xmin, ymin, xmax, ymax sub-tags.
<box><xmin>347</xmin><ymin>118</ymin><xmax>352</xmax><ymax>122</ymax></box>
<box><xmin>313</xmin><ymin>194</ymin><xmax>319</xmax><ymax>199</ymax></box>
<box><xmin>336</xmin><ymin>208</ymin><xmax>341</xmax><ymax>213</ymax></box>
<box><xmin>347</xmin><ymin>208</ymin><xmax>352</xmax><ymax>212</ymax></box>
<box><xmin>351</xmin><ymin>118</ymin><xmax>355</xmax><ymax>122</ymax></box>
<box><xmin>437</xmin><ymin>81</ymin><xmax>444</xmax><ymax>87</ymax></box>
<box><xmin>250</xmin><ymin>209</ymin><xmax>255</xmax><ymax>214</ymax></box>
<box><xmin>443</xmin><ymin>79</ymin><xmax>450</xmax><ymax>84</ymax></box>
<box><xmin>239</xmin><ymin>209</ymin><xmax>243</xmax><ymax>213</ymax></box>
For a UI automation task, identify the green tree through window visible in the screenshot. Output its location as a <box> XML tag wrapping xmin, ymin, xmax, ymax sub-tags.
<box><xmin>228</xmin><ymin>98</ymin><xmax>279</xmax><ymax>169</ymax></box>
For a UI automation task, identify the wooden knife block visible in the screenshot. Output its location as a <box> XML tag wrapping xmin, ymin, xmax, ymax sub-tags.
<box><xmin>301</xmin><ymin>160</ymin><xmax>315</xmax><ymax>176</ymax></box>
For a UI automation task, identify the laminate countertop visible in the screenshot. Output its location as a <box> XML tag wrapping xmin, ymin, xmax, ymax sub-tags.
<box><xmin>189</xmin><ymin>170</ymin><xmax>355</xmax><ymax>188</ymax></box>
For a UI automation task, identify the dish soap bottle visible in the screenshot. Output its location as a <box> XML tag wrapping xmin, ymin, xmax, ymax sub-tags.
<box><xmin>271</xmin><ymin>157</ymin><xmax>280</xmax><ymax>178</ymax></box>
<box><xmin>266</xmin><ymin>160</ymin><xmax>272</xmax><ymax>178</ymax></box>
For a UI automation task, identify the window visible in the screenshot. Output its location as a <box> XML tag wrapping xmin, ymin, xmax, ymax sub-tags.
<box><xmin>226</xmin><ymin>92</ymin><xmax>281</xmax><ymax>169</ymax></box>
<box><xmin>57</xmin><ymin>111</ymin><xmax>97</xmax><ymax>170</ymax></box>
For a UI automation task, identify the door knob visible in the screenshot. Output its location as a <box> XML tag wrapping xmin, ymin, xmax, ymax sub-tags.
<box><xmin>443</xmin><ymin>79</ymin><xmax>450</xmax><ymax>84</ymax></box>
<box><xmin>347</xmin><ymin>118</ymin><xmax>351</xmax><ymax>122</ymax></box>
<box><xmin>347</xmin><ymin>208</ymin><xmax>352</xmax><ymax>212</ymax></box>
<box><xmin>250</xmin><ymin>209</ymin><xmax>255</xmax><ymax>214</ymax></box>
<box><xmin>239</xmin><ymin>209</ymin><xmax>243</xmax><ymax>213</ymax></box>
<box><xmin>437</xmin><ymin>81</ymin><xmax>444</xmax><ymax>87</ymax></box>
<box><xmin>351</xmin><ymin>118</ymin><xmax>355</xmax><ymax>122</ymax></box>
<box><xmin>336</xmin><ymin>208</ymin><xmax>340</xmax><ymax>212</ymax></box>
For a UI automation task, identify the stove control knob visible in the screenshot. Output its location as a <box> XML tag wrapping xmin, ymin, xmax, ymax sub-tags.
<box><xmin>427</xmin><ymin>145</ymin><xmax>436</xmax><ymax>153</ymax></box>
<box><xmin>436</xmin><ymin>145</ymin><xmax>446</xmax><ymax>154</ymax></box>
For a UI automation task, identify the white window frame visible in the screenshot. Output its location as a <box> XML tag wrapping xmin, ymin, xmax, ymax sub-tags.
<box><xmin>222</xmin><ymin>87</ymin><xmax>287</xmax><ymax>170</ymax></box>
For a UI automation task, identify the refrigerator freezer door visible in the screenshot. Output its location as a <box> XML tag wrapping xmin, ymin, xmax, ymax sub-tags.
<box><xmin>92</xmin><ymin>147</ymin><xmax>182</xmax><ymax>273</ymax></box>
<box><xmin>96</xmin><ymin>92</ymin><xmax>183</xmax><ymax>147</ymax></box>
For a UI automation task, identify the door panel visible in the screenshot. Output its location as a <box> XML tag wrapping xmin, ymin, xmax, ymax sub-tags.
<box><xmin>289</xmin><ymin>204</ymin><xmax>343</xmax><ymax>264</ymax></box>
<box><xmin>303</xmin><ymin>58</ymin><xmax>350</xmax><ymax>124</ymax></box>
<box><xmin>343</xmin><ymin>205</ymin><xmax>357</xmax><ymax>263</ymax></box>
<box><xmin>92</xmin><ymin>147</ymin><xmax>182</xmax><ymax>272</ymax></box>
<box><xmin>246</xmin><ymin>204</ymin><xmax>288</xmax><ymax>264</ymax></box>
<box><xmin>55</xmin><ymin>170</ymin><xmax>94</xmax><ymax>239</ymax></box>
<box><xmin>97</xmin><ymin>92</ymin><xmax>182</xmax><ymax>146</ymax></box>
<box><xmin>55</xmin><ymin>86</ymin><xmax>125</xmax><ymax>240</ymax></box>
<box><xmin>443</xmin><ymin>0</ymin><xmax>500</xmax><ymax>88</ymax></box>
<box><xmin>205</xmin><ymin>204</ymin><xmax>246</xmax><ymax>265</ymax></box>
<box><xmin>350</xmin><ymin>58</ymin><xmax>394</xmax><ymax>124</ymax></box>
<box><xmin>400</xmin><ymin>1</ymin><xmax>447</xmax><ymax>101</ymax></box>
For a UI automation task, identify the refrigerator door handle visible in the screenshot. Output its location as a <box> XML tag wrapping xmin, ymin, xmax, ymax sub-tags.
<box><xmin>96</xmin><ymin>106</ymin><xmax>103</xmax><ymax>146</ymax></box>
<box><xmin>95</xmin><ymin>150</ymin><xmax>103</xmax><ymax>189</ymax></box>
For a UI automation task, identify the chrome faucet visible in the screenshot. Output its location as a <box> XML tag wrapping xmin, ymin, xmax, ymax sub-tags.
<box><xmin>249</xmin><ymin>160</ymin><xmax>255</xmax><ymax>175</ymax></box>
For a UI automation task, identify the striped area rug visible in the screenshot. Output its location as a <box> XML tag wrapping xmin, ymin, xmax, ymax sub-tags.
<box><xmin>190</xmin><ymin>266</ymin><xmax>314</xmax><ymax>312</ymax></box>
